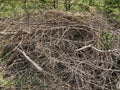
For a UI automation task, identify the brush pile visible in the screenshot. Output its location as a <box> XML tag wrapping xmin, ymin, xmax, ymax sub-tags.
<box><xmin>0</xmin><ymin>10</ymin><xmax>120</xmax><ymax>90</ymax></box>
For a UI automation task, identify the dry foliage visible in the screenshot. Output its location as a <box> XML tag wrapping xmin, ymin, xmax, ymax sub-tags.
<box><xmin>0</xmin><ymin>10</ymin><xmax>120</xmax><ymax>90</ymax></box>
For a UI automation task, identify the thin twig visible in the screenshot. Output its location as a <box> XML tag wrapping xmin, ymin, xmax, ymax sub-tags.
<box><xmin>0</xmin><ymin>31</ymin><xmax>17</xmax><ymax>35</ymax></box>
<box><xmin>76</xmin><ymin>44</ymin><xmax>117</xmax><ymax>52</ymax></box>
<box><xmin>76</xmin><ymin>44</ymin><xmax>92</xmax><ymax>51</ymax></box>
<box><xmin>56</xmin><ymin>27</ymin><xmax>68</xmax><ymax>44</ymax></box>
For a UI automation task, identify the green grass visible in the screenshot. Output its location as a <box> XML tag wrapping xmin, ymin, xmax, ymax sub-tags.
<box><xmin>0</xmin><ymin>0</ymin><xmax>43</xmax><ymax>17</ymax></box>
<box><xmin>99</xmin><ymin>32</ymin><xmax>115</xmax><ymax>50</ymax></box>
<box><xmin>0</xmin><ymin>0</ymin><xmax>119</xmax><ymax>18</ymax></box>
<box><xmin>11</xmin><ymin>72</ymin><xmax>46</xmax><ymax>90</ymax></box>
<box><xmin>0</xmin><ymin>71</ymin><xmax>13</xmax><ymax>88</ymax></box>
<box><xmin>0</xmin><ymin>0</ymin><xmax>119</xmax><ymax>24</ymax></box>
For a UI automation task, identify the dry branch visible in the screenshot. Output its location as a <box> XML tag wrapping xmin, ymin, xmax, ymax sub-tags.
<box><xmin>0</xmin><ymin>31</ymin><xmax>17</xmax><ymax>35</ymax></box>
<box><xmin>76</xmin><ymin>44</ymin><xmax>117</xmax><ymax>53</ymax></box>
<box><xmin>16</xmin><ymin>48</ymin><xmax>43</xmax><ymax>72</ymax></box>
<box><xmin>76</xmin><ymin>44</ymin><xmax>92</xmax><ymax>51</ymax></box>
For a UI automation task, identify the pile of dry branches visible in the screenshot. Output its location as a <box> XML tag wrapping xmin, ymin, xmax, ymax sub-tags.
<box><xmin>0</xmin><ymin>10</ymin><xmax>120</xmax><ymax>90</ymax></box>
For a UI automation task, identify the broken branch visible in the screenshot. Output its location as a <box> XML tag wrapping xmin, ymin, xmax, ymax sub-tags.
<box><xmin>16</xmin><ymin>48</ymin><xmax>43</xmax><ymax>72</ymax></box>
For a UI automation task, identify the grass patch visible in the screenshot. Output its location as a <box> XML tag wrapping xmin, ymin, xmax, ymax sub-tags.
<box><xmin>99</xmin><ymin>32</ymin><xmax>115</xmax><ymax>50</ymax></box>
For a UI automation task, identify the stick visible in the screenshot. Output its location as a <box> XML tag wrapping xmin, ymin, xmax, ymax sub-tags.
<box><xmin>91</xmin><ymin>46</ymin><xmax>113</xmax><ymax>53</ymax></box>
<box><xmin>0</xmin><ymin>31</ymin><xmax>17</xmax><ymax>35</ymax></box>
<box><xmin>16</xmin><ymin>48</ymin><xmax>43</xmax><ymax>72</ymax></box>
<box><xmin>76</xmin><ymin>44</ymin><xmax>117</xmax><ymax>53</ymax></box>
<box><xmin>76</xmin><ymin>44</ymin><xmax>92</xmax><ymax>51</ymax></box>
